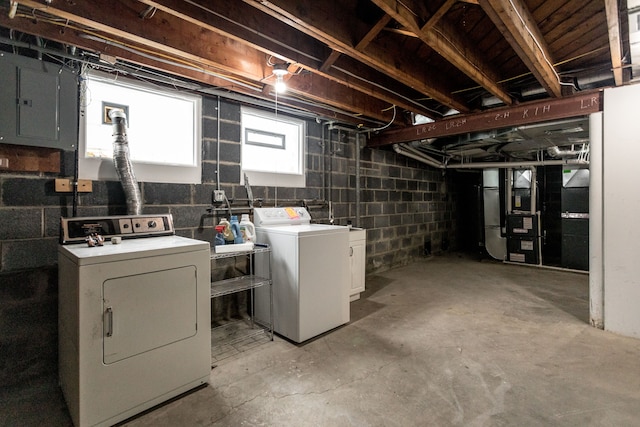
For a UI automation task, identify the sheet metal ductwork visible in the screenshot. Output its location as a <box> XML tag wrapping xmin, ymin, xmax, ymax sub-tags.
<box><xmin>109</xmin><ymin>109</ymin><xmax>142</xmax><ymax>215</ymax></box>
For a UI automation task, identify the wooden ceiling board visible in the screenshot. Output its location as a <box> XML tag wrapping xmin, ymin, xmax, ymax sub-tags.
<box><xmin>542</xmin><ymin>5</ymin><xmax>605</xmax><ymax>47</ymax></box>
<box><xmin>0</xmin><ymin>0</ymin><xmax>628</xmax><ymax>130</ymax></box>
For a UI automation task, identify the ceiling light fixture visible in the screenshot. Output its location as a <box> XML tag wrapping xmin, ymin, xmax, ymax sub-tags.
<box><xmin>273</xmin><ymin>63</ymin><xmax>289</xmax><ymax>93</ymax></box>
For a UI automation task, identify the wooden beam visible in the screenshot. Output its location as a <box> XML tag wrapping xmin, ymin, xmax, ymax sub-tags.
<box><xmin>355</xmin><ymin>14</ymin><xmax>392</xmax><ymax>51</ymax></box>
<box><xmin>421</xmin><ymin>0</ymin><xmax>456</xmax><ymax>33</ymax></box>
<box><xmin>139</xmin><ymin>0</ymin><xmax>439</xmax><ymax>118</ymax></box>
<box><xmin>0</xmin><ymin>12</ymin><xmax>393</xmax><ymax>126</ymax></box>
<box><xmin>368</xmin><ymin>90</ymin><xmax>603</xmax><ymax>147</ymax></box>
<box><xmin>244</xmin><ymin>0</ymin><xmax>471</xmax><ymax>113</ymax></box>
<box><xmin>319</xmin><ymin>50</ymin><xmax>342</xmax><ymax>72</ymax></box>
<box><xmin>604</xmin><ymin>0</ymin><xmax>624</xmax><ymax>86</ymax></box>
<box><xmin>371</xmin><ymin>0</ymin><xmax>512</xmax><ymax>105</ymax></box>
<box><xmin>8</xmin><ymin>0</ymin><xmax>409</xmax><ymax>124</ymax></box>
<box><xmin>479</xmin><ymin>0</ymin><xmax>562</xmax><ymax>97</ymax></box>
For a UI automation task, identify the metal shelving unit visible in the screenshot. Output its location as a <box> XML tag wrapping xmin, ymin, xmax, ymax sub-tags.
<box><xmin>210</xmin><ymin>243</ymin><xmax>273</xmax><ymax>360</ymax></box>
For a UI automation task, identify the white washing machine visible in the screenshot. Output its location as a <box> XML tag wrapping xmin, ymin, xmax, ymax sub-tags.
<box><xmin>58</xmin><ymin>214</ymin><xmax>211</xmax><ymax>427</ymax></box>
<box><xmin>253</xmin><ymin>207</ymin><xmax>349</xmax><ymax>343</ymax></box>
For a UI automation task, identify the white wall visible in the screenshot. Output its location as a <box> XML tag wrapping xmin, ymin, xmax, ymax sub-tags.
<box><xmin>603</xmin><ymin>84</ymin><xmax>640</xmax><ymax>338</ymax></box>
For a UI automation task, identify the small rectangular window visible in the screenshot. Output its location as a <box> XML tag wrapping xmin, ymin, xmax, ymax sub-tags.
<box><xmin>241</xmin><ymin>107</ymin><xmax>305</xmax><ymax>187</ymax></box>
<box><xmin>79</xmin><ymin>70</ymin><xmax>202</xmax><ymax>184</ymax></box>
<box><xmin>245</xmin><ymin>129</ymin><xmax>286</xmax><ymax>149</ymax></box>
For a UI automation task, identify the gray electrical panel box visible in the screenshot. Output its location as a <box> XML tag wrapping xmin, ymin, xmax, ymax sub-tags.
<box><xmin>0</xmin><ymin>52</ymin><xmax>78</xmax><ymax>149</ymax></box>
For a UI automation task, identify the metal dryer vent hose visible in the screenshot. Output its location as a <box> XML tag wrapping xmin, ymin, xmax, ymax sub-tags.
<box><xmin>109</xmin><ymin>109</ymin><xmax>142</xmax><ymax>215</ymax></box>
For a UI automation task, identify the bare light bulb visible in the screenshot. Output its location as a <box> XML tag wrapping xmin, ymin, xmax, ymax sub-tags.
<box><xmin>272</xmin><ymin>63</ymin><xmax>289</xmax><ymax>93</ymax></box>
<box><xmin>275</xmin><ymin>75</ymin><xmax>287</xmax><ymax>93</ymax></box>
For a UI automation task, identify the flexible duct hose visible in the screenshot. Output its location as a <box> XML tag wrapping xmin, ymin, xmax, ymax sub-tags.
<box><xmin>109</xmin><ymin>109</ymin><xmax>142</xmax><ymax>215</ymax></box>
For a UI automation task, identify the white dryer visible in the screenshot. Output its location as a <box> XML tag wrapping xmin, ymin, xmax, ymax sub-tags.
<box><xmin>253</xmin><ymin>207</ymin><xmax>349</xmax><ymax>343</ymax></box>
<box><xmin>58</xmin><ymin>214</ymin><xmax>211</xmax><ymax>427</ymax></box>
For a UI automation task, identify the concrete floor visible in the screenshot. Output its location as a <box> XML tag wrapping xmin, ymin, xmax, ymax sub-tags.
<box><xmin>3</xmin><ymin>253</ymin><xmax>640</xmax><ymax>426</ymax></box>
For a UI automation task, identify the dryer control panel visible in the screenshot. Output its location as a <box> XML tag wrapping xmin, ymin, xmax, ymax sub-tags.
<box><xmin>60</xmin><ymin>214</ymin><xmax>175</xmax><ymax>244</ymax></box>
<box><xmin>253</xmin><ymin>207</ymin><xmax>311</xmax><ymax>226</ymax></box>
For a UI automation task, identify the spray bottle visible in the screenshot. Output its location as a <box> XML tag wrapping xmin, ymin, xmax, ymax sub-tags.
<box><xmin>214</xmin><ymin>225</ymin><xmax>226</xmax><ymax>246</ymax></box>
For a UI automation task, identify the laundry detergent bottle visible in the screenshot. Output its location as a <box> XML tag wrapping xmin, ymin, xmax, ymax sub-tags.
<box><xmin>230</xmin><ymin>215</ymin><xmax>244</xmax><ymax>244</ymax></box>
<box><xmin>214</xmin><ymin>225</ymin><xmax>226</xmax><ymax>246</ymax></box>
<box><xmin>239</xmin><ymin>214</ymin><xmax>255</xmax><ymax>243</ymax></box>
<box><xmin>219</xmin><ymin>218</ymin><xmax>235</xmax><ymax>244</ymax></box>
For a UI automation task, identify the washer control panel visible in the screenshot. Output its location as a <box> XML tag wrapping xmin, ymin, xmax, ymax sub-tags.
<box><xmin>60</xmin><ymin>214</ymin><xmax>174</xmax><ymax>244</ymax></box>
<box><xmin>253</xmin><ymin>207</ymin><xmax>312</xmax><ymax>226</ymax></box>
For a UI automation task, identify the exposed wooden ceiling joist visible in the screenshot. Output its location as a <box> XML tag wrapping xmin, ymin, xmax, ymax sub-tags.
<box><xmin>479</xmin><ymin>0</ymin><xmax>562</xmax><ymax>97</ymax></box>
<box><xmin>0</xmin><ymin>0</ymin><xmax>623</xmax><ymax>140</ymax></box>
<box><xmin>11</xmin><ymin>0</ymin><xmax>402</xmax><ymax>125</ymax></box>
<box><xmin>138</xmin><ymin>0</ymin><xmax>432</xmax><ymax>120</ymax></box>
<box><xmin>371</xmin><ymin>0</ymin><xmax>512</xmax><ymax>105</ymax></box>
<box><xmin>243</xmin><ymin>0</ymin><xmax>471</xmax><ymax>113</ymax></box>
<box><xmin>604</xmin><ymin>0</ymin><xmax>625</xmax><ymax>86</ymax></box>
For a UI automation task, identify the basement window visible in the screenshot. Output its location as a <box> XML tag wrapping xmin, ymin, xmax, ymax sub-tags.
<box><xmin>79</xmin><ymin>70</ymin><xmax>202</xmax><ymax>184</ymax></box>
<box><xmin>241</xmin><ymin>107</ymin><xmax>305</xmax><ymax>188</ymax></box>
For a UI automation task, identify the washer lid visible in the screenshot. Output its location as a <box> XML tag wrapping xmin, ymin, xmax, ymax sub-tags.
<box><xmin>256</xmin><ymin>223</ymin><xmax>348</xmax><ymax>236</ymax></box>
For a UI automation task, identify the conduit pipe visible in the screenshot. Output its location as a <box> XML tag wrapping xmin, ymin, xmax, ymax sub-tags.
<box><xmin>109</xmin><ymin>109</ymin><xmax>142</xmax><ymax>215</ymax></box>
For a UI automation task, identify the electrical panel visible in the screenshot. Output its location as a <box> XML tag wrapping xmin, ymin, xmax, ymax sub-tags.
<box><xmin>0</xmin><ymin>52</ymin><xmax>77</xmax><ymax>149</ymax></box>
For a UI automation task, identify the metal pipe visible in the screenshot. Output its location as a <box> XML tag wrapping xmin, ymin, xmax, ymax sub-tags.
<box><xmin>216</xmin><ymin>96</ymin><xmax>221</xmax><ymax>191</ymax></box>
<box><xmin>355</xmin><ymin>132</ymin><xmax>361</xmax><ymax>227</ymax></box>
<box><xmin>589</xmin><ymin>112</ymin><xmax>604</xmax><ymax>329</ymax></box>
<box><xmin>450</xmin><ymin>159</ymin><xmax>588</xmax><ymax>169</ymax></box>
<box><xmin>327</xmin><ymin>127</ymin><xmax>334</xmax><ymax>224</ymax></box>
<box><xmin>506</xmin><ymin>168</ymin><xmax>513</xmax><ymax>214</ymax></box>
<box><xmin>109</xmin><ymin>109</ymin><xmax>142</xmax><ymax>215</ymax></box>
<box><xmin>321</xmin><ymin>123</ymin><xmax>326</xmax><ymax>201</ymax></box>
<box><xmin>392</xmin><ymin>144</ymin><xmax>446</xmax><ymax>169</ymax></box>
<box><xmin>547</xmin><ymin>145</ymin><xmax>589</xmax><ymax>158</ymax></box>
<box><xmin>530</xmin><ymin>167</ymin><xmax>537</xmax><ymax>215</ymax></box>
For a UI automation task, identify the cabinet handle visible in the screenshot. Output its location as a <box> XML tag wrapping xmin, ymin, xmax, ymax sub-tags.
<box><xmin>105</xmin><ymin>307</ymin><xmax>113</xmax><ymax>337</ymax></box>
<box><xmin>350</xmin><ymin>246</ymin><xmax>353</xmax><ymax>256</ymax></box>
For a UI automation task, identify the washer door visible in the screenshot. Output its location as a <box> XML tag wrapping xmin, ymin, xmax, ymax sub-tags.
<box><xmin>103</xmin><ymin>266</ymin><xmax>197</xmax><ymax>364</ymax></box>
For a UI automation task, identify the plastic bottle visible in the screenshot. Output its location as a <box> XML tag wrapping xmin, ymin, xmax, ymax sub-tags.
<box><xmin>214</xmin><ymin>225</ymin><xmax>226</xmax><ymax>246</ymax></box>
<box><xmin>219</xmin><ymin>218</ymin><xmax>234</xmax><ymax>244</ymax></box>
<box><xmin>239</xmin><ymin>214</ymin><xmax>255</xmax><ymax>243</ymax></box>
<box><xmin>230</xmin><ymin>215</ymin><xmax>244</xmax><ymax>244</ymax></box>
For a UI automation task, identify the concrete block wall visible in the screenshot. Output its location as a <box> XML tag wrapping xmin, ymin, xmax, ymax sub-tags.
<box><xmin>0</xmin><ymin>95</ymin><xmax>456</xmax><ymax>388</ymax></box>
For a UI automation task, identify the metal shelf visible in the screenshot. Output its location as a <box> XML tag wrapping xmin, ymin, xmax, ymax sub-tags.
<box><xmin>210</xmin><ymin>275</ymin><xmax>271</xmax><ymax>298</ymax></box>
<box><xmin>210</xmin><ymin>243</ymin><xmax>270</xmax><ymax>260</ymax></box>
<box><xmin>210</xmin><ymin>243</ymin><xmax>273</xmax><ymax>351</ymax></box>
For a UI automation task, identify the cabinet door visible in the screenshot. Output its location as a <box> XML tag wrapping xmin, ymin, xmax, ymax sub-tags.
<box><xmin>350</xmin><ymin>240</ymin><xmax>365</xmax><ymax>296</ymax></box>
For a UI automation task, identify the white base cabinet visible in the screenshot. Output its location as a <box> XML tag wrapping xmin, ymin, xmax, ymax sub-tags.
<box><xmin>349</xmin><ymin>228</ymin><xmax>366</xmax><ymax>301</ymax></box>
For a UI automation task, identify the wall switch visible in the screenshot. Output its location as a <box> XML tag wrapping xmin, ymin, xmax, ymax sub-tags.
<box><xmin>0</xmin><ymin>158</ymin><xmax>8</xmax><ymax>169</ymax></box>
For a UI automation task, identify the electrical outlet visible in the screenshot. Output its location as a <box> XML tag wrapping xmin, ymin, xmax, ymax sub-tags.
<box><xmin>78</xmin><ymin>180</ymin><xmax>93</xmax><ymax>192</ymax></box>
<box><xmin>55</xmin><ymin>179</ymin><xmax>93</xmax><ymax>193</ymax></box>
<box><xmin>55</xmin><ymin>179</ymin><xmax>71</xmax><ymax>192</ymax></box>
<box><xmin>214</xmin><ymin>190</ymin><xmax>225</xmax><ymax>202</ymax></box>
